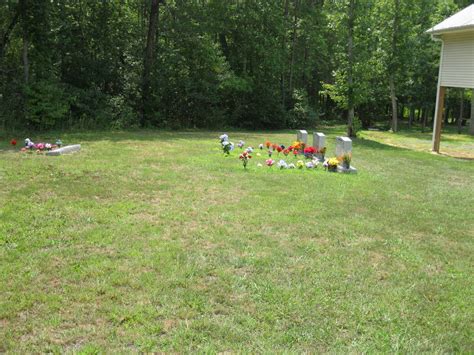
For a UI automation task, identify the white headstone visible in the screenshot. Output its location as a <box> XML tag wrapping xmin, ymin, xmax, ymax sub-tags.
<box><xmin>297</xmin><ymin>130</ymin><xmax>308</xmax><ymax>144</ymax></box>
<box><xmin>46</xmin><ymin>144</ymin><xmax>81</xmax><ymax>156</ymax></box>
<box><xmin>335</xmin><ymin>136</ymin><xmax>352</xmax><ymax>158</ymax></box>
<box><xmin>312</xmin><ymin>132</ymin><xmax>326</xmax><ymax>151</ymax></box>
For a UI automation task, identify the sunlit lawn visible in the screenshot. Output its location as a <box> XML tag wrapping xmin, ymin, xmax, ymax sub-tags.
<box><xmin>1</xmin><ymin>128</ymin><xmax>473</xmax><ymax>352</ymax></box>
<box><xmin>361</xmin><ymin>125</ymin><xmax>474</xmax><ymax>159</ymax></box>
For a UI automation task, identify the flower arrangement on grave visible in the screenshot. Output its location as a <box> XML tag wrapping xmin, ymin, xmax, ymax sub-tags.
<box><xmin>265</xmin><ymin>158</ymin><xmax>274</xmax><ymax>167</ymax></box>
<box><xmin>268</xmin><ymin>150</ymin><xmax>273</xmax><ymax>157</ymax></box>
<box><xmin>288</xmin><ymin>163</ymin><xmax>296</xmax><ymax>169</ymax></box>
<box><xmin>277</xmin><ymin>159</ymin><xmax>288</xmax><ymax>169</ymax></box>
<box><xmin>319</xmin><ymin>147</ymin><xmax>327</xmax><ymax>159</ymax></box>
<box><xmin>296</xmin><ymin>160</ymin><xmax>305</xmax><ymax>169</ymax></box>
<box><xmin>276</xmin><ymin>146</ymin><xmax>283</xmax><ymax>154</ymax></box>
<box><xmin>238</xmin><ymin>140</ymin><xmax>245</xmax><ymax>149</ymax></box>
<box><xmin>324</xmin><ymin>158</ymin><xmax>339</xmax><ymax>172</ymax></box>
<box><xmin>245</xmin><ymin>147</ymin><xmax>253</xmax><ymax>153</ymax></box>
<box><xmin>55</xmin><ymin>139</ymin><xmax>63</xmax><ymax>147</ymax></box>
<box><xmin>303</xmin><ymin>146</ymin><xmax>316</xmax><ymax>159</ymax></box>
<box><xmin>219</xmin><ymin>134</ymin><xmax>229</xmax><ymax>143</ymax></box>
<box><xmin>293</xmin><ymin>149</ymin><xmax>299</xmax><ymax>158</ymax></box>
<box><xmin>265</xmin><ymin>141</ymin><xmax>271</xmax><ymax>149</ymax></box>
<box><xmin>21</xmin><ymin>138</ymin><xmax>59</xmax><ymax>153</ymax></box>
<box><xmin>10</xmin><ymin>139</ymin><xmax>17</xmax><ymax>146</ymax></box>
<box><xmin>341</xmin><ymin>153</ymin><xmax>352</xmax><ymax>169</ymax></box>
<box><xmin>222</xmin><ymin>140</ymin><xmax>234</xmax><ymax>155</ymax></box>
<box><xmin>239</xmin><ymin>150</ymin><xmax>252</xmax><ymax>168</ymax></box>
<box><xmin>283</xmin><ymin>148</ymin><xmax>290</xmax><ymax>157</ymax></box>
<box><xmin>259</xmin><ymin>143</ymin><xmax>264</xmax><ymax>150</ymax></box>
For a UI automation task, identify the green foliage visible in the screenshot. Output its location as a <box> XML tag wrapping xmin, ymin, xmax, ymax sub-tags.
<box><xmin>287</xmin><ymin>89</ymin><xmax>317</xmax><ymax>129</ymax></box>
<box><xmin>0</xmin><ymin>0</ymin><xmax>469</xmax><ymax>130</ymax></box>
<box><xmin>25</xmin><ymin>80</ymin><xmax>69</xmax><ymax>128</ymax></box>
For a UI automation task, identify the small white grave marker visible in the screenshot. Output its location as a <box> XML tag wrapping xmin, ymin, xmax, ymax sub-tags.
<box><xmin>335</xmin><ymin>136</ymin><xmax>352</xmax><ymax>158</ymax></box>
<box><xmin>313</xmin><ymin>132</ymin><xmax>326</xmax><ymax>150</ymax></box>
<box><xmin>297</xmin><ymin>130</ymin><xmax>308</xmax><ymax>144</ymax></box>
<box><xmin>46</xmin><ymin>144</ymin><xmax>81</xmax><ymax>156</ymax></box>
<box><xmin>312</xmin><ymin>132</ymin><xmax>326</xmax><ymax>161</ymax></box>
<box><xmin>335</xmin><ymin>137</ymin><xmax>357</xmax><ymax>174</ymax></box>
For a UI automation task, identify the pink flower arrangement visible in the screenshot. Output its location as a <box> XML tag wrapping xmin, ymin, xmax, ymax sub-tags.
<box><xmin>265</xmin><ymin>158</ymin><xmax>274</xmax><ymax>167</ymax></box>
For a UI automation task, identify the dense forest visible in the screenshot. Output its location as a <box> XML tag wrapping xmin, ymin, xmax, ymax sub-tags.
<box><xmin>0</xmin><ymin>0</ymin><xmax>472</xmax><ymax>133</ymax></box>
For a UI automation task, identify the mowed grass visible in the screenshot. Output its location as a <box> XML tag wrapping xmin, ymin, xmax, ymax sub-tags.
<box><xmin>0</xmin><ymin>129</ymin><xmax>473</xmax><ymax>352</ymax></box>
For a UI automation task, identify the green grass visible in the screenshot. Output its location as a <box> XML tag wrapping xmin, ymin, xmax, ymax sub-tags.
<box><xmin>1</xmin><ymin>128</ymin><xmax>473</xmax><ymax>352</ymax></box>
<box><xmin>360</xmin><ymin>125</ymin><xmax>474</xmax><ymax>159</ymax></box>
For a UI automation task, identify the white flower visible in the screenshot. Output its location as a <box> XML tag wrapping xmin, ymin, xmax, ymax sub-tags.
<box><xmin>305</xmin><ymin>161</ymin><xmax>314</xmax><ymax>169</ymax></box>
<box><xmin>245</xmin><ymin>147</ymin><xmax>253</xmax><ymax>153</ymax></box>
<box><xmin>222</xmin><ymin>141</ymin><xmax>230</xmax><ymax>146</ymax></box>
<box><xmin>277</xmin><ymin>159</ymin><xmax>288</xmax><ymax>169</ymax></box>
<box><xmin>219</xmin><ymin>134</ymin><xmax>229</xmax><ymax>142</ymax></box>
<box><xmin>288</xmin><ymin>163</ymin><xmax>295</xmax><ymax>169</ymax></box>
<box><xmin>256</xmin><ymin>152</ymin><xmax>261</xmax><ymax>157</ymax></box>
<box><xmin>257</xmin><ymin>163</ymin><xmax>263</xmax><ymax>167</ymax></box>
<box><xmin>259</xmin><ymin>143</ymin><xmax>264</xmax><ymax>150</ymax></box>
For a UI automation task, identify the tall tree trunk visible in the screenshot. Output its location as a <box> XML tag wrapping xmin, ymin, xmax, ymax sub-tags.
<box><xmin>141</xmin><ymin>0</ymin><xmax>162</xmax><ymax>127</ymax></box>
<box><xmin>389</xmin><ymin>76</ymin><xmax>397</xmax><ymax>131</ymax></box>
<box><xmin>0</xmin><ymin>4</ymin><xmax>21</xmax><ymax>61</ymax></box>
<box><xmin>280</xmin><ymin>0</ymin><xmax>289</xmax><ymax>108</ymax></box>
<box><xmin>389</xmin><ymin>0</ymin><xmax>400</xmax><ymax>132</ymax></box>
<box><xmin>408</xmin><ymin>104</ymin><xmax>414</xmax><ymax>128</ymax></box>
<box><xmin>347</xmin><ymin>0</ymin><xmax>355</xmax><ymax>137</ymax></box>
<box><xmin>469</xmin><ymin>89</ymin><xmax>474</xmax><ymax>135</ymax></box>
<box><xmin>421</xmin><ymin>107</ymin><xmax>428</xmax><ymax>133</ymax></box>
<box><xmin>457</xmin><ymin>89</ymin><xmax>464</xmax><ymax>134</ymax></box>
<box><xmin>22</xmin><ymin>37</ymin><xmax>29</xmax><ymax>84</ymax></box>
<box><xmin>288</xmin><ymin>0</ymin><xmax>299</xmax><ymax>99</ymax></box>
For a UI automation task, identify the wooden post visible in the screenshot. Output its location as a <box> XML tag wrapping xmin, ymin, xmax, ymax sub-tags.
<box><xmin>432</xmin><ymin>85</ymin><xmax>446</xmax><ymax>153</ymax></box>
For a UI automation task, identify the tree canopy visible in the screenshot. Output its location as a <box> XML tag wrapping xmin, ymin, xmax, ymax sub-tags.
<box><xmin>0</xmin><ymin>0</ymin><xmax>470</xmax><ymax>132</ymax></box>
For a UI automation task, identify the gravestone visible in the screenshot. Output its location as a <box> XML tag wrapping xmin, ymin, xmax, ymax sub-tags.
<box><xmin>313</xmin><ymin>132</ymin><xmax>326</xmax><ymax>161</ymax></box>
<box><xmin>335</xmin><ymin>136</ymin><xmax>352</xmax><ymax>157</ymax></box>
<box><xmin>335</xmin><ymin>137</ymin><xmax>357</xmax><ymax>174</ymax></box>
<box><xmin>46</xmin><ymin>144</ymin><xmax>81</xmax><ymax>156</ymax></box>
<box><xmin>296</xmin><ymin>130</ymin><xmax>308</xmax><ymax>144</ymax></box>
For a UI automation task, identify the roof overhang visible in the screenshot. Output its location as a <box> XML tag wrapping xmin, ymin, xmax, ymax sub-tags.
<box><xmin>426</xmin><ymin>24</ymin><xmax>474</xmax><ymax>37</ymax></box>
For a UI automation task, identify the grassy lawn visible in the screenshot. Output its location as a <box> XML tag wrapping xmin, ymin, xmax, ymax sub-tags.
<box><xmin>1</xmin><ymin>128</ymin><xmax>473</xmax><ymax>352</ymax></box>
<box><xmin>360</xmin><ymin>126</ymin><xmax>474</xmax><ymax>159</ymax></box>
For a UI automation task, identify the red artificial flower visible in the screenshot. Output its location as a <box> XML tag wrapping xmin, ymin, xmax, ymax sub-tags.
<box><xmin>293</xmin><ymin>150</ymin><xmax>299</xmax><ymax>156</ymax></box>
<box><xmin>276</xmin><ymin>146</ymin><xmax>283</xmax><ymax>153</ymax></box>
<box><xmin>10</xmin><ymin>139</ymin><xmax>17</xmax><ymax>146</ymax></box>
<box><xmin>272</xmin><ymin>144</ymin><xmax>278</xmax><ymax>151</ymax></box>
<box><xmin>288</xmin><ymin>146</ymin><xmax>294</xmax><ymax>152</ymax></box>
<box><xmin>283</xmin><ymin>149</ymin><xmax>290</xmax><ymax>156</ymax></box>
<box><xmin>304</xmin><ymin>147</ymin><xmax>316</xmax><ymax>154</ymax></box>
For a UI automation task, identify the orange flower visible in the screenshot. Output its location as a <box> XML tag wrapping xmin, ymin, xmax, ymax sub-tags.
<box><xmin>265</xmin><ymin>141</ymin><xmax>271</xmax><ymax>148</ymax></box>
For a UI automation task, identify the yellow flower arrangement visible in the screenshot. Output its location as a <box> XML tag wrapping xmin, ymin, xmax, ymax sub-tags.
<box><xmin>292</xmin><ymin>141</ymin><xmax>302</xmax><ymax>150</ymax></box>
<box><xmin>327</xmin><ymin>158</ymin><xmax>339</xmax><ymax>168</ymax></box>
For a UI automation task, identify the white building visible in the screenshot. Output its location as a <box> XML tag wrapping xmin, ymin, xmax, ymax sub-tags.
<box><xmin>426</xmin><ymin>4</ymin><xmax>474</xmax><ymax>152</ymax></box>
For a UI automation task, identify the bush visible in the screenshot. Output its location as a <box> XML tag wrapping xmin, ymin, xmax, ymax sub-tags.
<box><xmin>25</xmin><ymin>80</ymin><xmax>69</xmax><ymax>129</ymax></box>
<box><xmin>286</xmin><ymin>89</ymin><xmax>317</xmax><ymax>129</ymax></box>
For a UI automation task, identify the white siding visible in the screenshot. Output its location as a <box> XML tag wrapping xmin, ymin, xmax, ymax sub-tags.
<box><xmin>440</xmin><ymin>31</ymin><xmax>474</xmax><ymax>89</ymax></box>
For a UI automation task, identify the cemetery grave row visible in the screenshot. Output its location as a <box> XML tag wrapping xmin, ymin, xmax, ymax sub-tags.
<box><xmin>220</xmin><ymin>130</ymin><xmax>357</xmax><ymax>173</ymax></box>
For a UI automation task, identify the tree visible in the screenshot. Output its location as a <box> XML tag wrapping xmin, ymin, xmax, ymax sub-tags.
<box><xmin>141</xmin><ymin>0</ymin><xmax>163</xmax><ymax>126</ymax></box>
